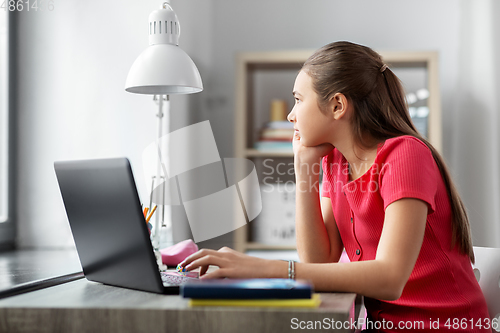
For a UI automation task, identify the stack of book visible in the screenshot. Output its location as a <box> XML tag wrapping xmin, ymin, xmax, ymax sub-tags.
<box><xmin>181</xmin><ymin>278</ymin><xmax>320</xmax><ymax>308</ymax></box>
<box><xmin>254</xmin><ymin>121</ymin><xmax>294</xmax><ymax>151</ymax></box>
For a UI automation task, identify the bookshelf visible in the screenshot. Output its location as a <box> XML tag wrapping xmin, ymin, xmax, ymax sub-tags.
<box><xmin>233</xmin><ymin>50</ymin><xmax>442</xmax><ymax>253</ymax></box>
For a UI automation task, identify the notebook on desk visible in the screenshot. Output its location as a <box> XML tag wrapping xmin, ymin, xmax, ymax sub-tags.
<box><xmin>54</xmin><ymin>157</ymin><xmax>198</xmax><ymax>295</ymax></box>
<box><xmin>181</xmin><ymin>278</ymin><xmax>313</xmax><ymax>299</ymax></box>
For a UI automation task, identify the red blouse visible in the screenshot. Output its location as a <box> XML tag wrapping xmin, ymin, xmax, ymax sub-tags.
<box><xmin>321</xmin><ymin>135</ymin><xmax>490</xmax><ymax>332</ymax></box>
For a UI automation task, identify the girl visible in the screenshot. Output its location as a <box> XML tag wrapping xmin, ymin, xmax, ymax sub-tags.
<box><xmin>180</xmin><ymin>41</ymin><xmax>491</xmax><ymax>332</ymax></box>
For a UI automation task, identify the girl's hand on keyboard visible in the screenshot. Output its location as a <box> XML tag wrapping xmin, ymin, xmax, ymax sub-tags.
<box><xmin>179</xmin><ymin>247</ymin><xmax>288</xmax><ymax>280</ymax></box>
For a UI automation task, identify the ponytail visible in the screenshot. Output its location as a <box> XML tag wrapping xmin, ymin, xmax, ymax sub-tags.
<box><xmin>382</xmin><ymin>68</ymin><xmax>474</xmax><ymax>262</ymax></box>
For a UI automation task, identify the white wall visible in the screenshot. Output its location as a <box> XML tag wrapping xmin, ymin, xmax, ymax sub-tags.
<box><xmin>0</xmin><ymin>10</ymin><xmax>8</xmax><ymax>223</ymax></box>
<box><xmin>168</xmin><ymin>0</ymin><xmax>214</xmax><ymax>243</ymax></box>
<box><xmin>15</xmin><ymin>0</ymin><xmax>498</xmax><ymax>248</ymax></box>
<box><xmin>14</xmin><ymin>0</ymin><xmax>211</xmax><ymax>247</ymax></box>
<box><xmin>453</xmin><ymin>0</ymin><xmax>500</xmax><ymax>247</ymax></box>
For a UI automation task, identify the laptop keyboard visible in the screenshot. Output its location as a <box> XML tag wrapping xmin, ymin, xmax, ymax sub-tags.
<box><xmin>160</xmin><ymin>271</ymin><xmax>199</xmax><ymax>286</ymax></box>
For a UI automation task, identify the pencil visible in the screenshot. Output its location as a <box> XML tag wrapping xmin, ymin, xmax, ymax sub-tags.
<box><xmin>143</xmin><ymin>207</ymin><xmax>149</xmax><ymax>218</ymax></box>
<box><xmin>146</xmin><ymin>205</ymin><xmax>157</xmax><ymax>222</ymax></box>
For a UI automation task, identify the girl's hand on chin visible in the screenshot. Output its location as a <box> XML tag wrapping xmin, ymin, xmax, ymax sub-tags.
<box><xmin>292</xmin><ymin>131</ymin><xmax>334</xmax><ymax>164</ymax></box>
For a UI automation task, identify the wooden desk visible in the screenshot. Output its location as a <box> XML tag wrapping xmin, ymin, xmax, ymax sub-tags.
<box><xmin>0</xmin><ymin>278</ymin><xmax>359</xmax><ymax>333</ymax></box>
<box><xmin>0</xmin><ymin>249</ymin><xmax>83</xmax><ymax>299</ymax></box>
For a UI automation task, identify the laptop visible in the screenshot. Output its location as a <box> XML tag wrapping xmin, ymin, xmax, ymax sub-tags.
<box><xmin>54</xmin><ymin>157</ymin><xmax>198</xmax><ymax>295</ymax></box>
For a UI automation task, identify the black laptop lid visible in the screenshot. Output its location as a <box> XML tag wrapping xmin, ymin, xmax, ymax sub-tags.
<box><xmin>54</xmin><ymin>158</ymin><xmax>164</xmax><ymax>294</ymax></box>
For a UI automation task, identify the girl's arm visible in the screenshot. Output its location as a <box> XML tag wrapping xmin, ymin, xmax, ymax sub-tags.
<box><xmin>295</xmin><ymin>197</ymin><xmax>428</xmax><ymax>300</ymax></box>
<box><xmin>294</xmin><ymin>158</ymin><xmax>343</xmax><ymax>263</ymax></box>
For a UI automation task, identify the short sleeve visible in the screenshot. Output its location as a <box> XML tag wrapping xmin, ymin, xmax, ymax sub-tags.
<box><xmin>379</xmin><ymin>137</ymin><xmax>438</xmax><ymax>214</ymax></box>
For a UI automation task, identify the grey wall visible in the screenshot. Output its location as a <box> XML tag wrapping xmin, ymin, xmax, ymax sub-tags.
<box><xmin>14</xmin><ymin>0</ymin><xmax>497</xmax><ymax>248</ymax></box>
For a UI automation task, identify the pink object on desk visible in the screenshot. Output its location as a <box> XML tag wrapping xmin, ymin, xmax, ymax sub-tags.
<box><xmin>160</xmin><ymin>239</ymin><xmax>198</xmax><ymax>266</ymax></box>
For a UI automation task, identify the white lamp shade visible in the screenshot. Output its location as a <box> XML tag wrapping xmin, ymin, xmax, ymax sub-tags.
<box><xmin>125</xmin><ymin>44</ymin><xmax>203</xmax><ymax>95</ymax></box>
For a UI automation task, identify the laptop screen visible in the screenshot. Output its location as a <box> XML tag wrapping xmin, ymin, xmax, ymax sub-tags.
<box><xmin>55</xmin><ymin>158</ymin><xmax>165</xmax><ymax>294</ymax></box>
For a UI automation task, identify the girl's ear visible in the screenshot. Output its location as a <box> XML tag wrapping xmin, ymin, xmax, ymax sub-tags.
<box><xmin>329</xmin><ymin>93</ymin><xmax>349</xmax><ymax>120</ymax></box>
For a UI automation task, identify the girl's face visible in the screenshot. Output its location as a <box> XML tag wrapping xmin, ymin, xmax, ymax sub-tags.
<box><xmin>287</xmin><ymin>70</ymin><xmax>333</xmax><ymax>146</ymax></box>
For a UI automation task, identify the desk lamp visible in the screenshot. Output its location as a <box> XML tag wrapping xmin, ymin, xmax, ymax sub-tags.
<box><xmin>125</xmin><ymin>2</ymin><xmax>203</xmax><ymax>268</ymax></box>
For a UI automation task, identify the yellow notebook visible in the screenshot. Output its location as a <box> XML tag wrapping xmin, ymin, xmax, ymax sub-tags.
<box><xmin>188</xmin><ymin>293</ymin><xmax>321</xmax><ymax>308</ymax></box>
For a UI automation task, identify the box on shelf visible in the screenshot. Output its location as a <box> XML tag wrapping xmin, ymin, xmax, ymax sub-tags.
<box><xmin>252</xmin><ymin>182</ymin><xmax>296</xmax><ymax>246</ymax></box>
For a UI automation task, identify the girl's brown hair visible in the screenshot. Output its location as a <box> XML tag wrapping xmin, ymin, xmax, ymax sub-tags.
<box><xmin>303</xmin><ymin>41</ymin><xmax>474</xmax><ymax>262</ymax></box>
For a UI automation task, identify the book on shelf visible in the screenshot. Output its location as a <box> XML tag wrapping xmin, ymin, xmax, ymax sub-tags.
<box><xmin>254</xmin><ymin>140</ymin><xmax>293</xmax><ymax>151</ymax></box>
<box><xmin>261</xmin><ymin>121</ymin><xmax>294</xmax><ymax>133</ymax></box>
<box><xmin>260</xmin><ymin>128</ymin><xmax>294</xmax><ymax>140</ymax></box>
<box><xmin>181</xmin><ymin>278</ymin><xmax>313</xmax><ymax>299</ymax></box>
<box><xmin>254</xmin><ymin>121</ymin><xmax>294</xmax><ymax>151</ymax></box>
<box><xmin>265</xmin><ymin>120</ymin><xmax>294</xmax><ymax>129</ymax></box>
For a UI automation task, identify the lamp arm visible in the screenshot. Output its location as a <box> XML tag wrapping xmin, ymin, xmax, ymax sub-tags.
<box><xmin>152</xmin><ymin>95</ymin><xmax>163</xmax><ymax>250</ymax></box>
<box><xmin>151</xmin><ymin>95</ymin><xmax>169</xmax><ymax>270</ymax></box>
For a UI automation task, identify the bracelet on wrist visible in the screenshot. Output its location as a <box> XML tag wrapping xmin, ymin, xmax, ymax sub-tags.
<box><xmin>288</xmin><ymin>260</ymin><xmax>296</xmax><ymax>280</ymax></box>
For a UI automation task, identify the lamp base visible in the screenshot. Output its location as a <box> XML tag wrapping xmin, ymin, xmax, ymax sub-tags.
<box><xmin>155</xmin><ymin>249</ymin><xmax>167</xmax><ymax>271</ymax></box>
<box><xmin>152</xmin><ymin>216</ymin><xmax>172</xmax><ymax>271</ymax></box>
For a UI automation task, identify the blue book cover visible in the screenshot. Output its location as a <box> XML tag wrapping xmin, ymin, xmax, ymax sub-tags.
<box><xmin>180</xmin><ymin>278</ymin><xmax>313</xmax><ymax>299</ymax></box>
<box><xmin>254</xmin><ymin>141</ymin><xmax>293</xmax><ymax>151</ymax></box>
